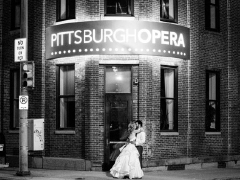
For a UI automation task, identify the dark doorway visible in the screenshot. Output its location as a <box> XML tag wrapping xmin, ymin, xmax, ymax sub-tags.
<box><xmin>103</xmin><ymin>66</ymin><xmax>132</xmax><ymax>171</ymax></box>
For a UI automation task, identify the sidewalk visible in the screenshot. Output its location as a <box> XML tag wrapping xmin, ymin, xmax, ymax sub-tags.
<box><xmin>0</xmin><ymin>166</ymin><xmax>240</xmax><ymax>180</ymax></box>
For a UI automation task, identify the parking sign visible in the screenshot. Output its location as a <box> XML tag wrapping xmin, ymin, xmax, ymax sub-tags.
<box><xmin>19</xmin><ymin>95</ymin><xmax>29</xmax><ymax>109</ymax></box>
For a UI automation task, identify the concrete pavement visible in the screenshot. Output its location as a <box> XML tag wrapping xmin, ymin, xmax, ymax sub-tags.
<box><xmin>0</xmin><ymin>166</ymin><xmax>240</xmax><ymax>180</ymax></box>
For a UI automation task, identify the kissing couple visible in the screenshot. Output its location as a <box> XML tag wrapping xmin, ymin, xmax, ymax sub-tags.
<box><xmin>110</xmin><ymin>120</ymin><xmax>146</xmax><ymax>179</ymax></box>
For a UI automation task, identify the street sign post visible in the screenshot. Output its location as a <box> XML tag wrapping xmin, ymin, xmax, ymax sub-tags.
<box><xmin>16</xmin><ymin>0</ymin><xmax>30</xmax><ymax>176</ymax></box>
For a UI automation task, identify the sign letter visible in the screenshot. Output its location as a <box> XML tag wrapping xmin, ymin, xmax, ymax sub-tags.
<box><xmin>84</xmin><ymin>30</ymin><xmax>93</xmax><ymax>43</ymax></box>
<box><xmin>51</xmin><ymin>34</ymin><xmax>57</xmax><ymax>47</ymax></box>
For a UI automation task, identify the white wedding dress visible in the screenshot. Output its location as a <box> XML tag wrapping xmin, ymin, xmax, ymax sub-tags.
<box><xmin>110</xmin><ymin>135</ymin><xmax>144</xmax><ymax>179</ymax></box>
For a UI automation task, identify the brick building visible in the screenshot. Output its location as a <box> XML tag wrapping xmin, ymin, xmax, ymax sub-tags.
<box><xmin>0</xmin><ymin>0</ymin><xmax>240</xmax><ymax>171</ymax></box>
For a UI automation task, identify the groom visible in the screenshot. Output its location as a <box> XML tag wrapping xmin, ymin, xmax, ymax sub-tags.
<box><xmin>134</xmin><ymin>120</ymin><xmax>146</xmax><ymax>168</ymax></box>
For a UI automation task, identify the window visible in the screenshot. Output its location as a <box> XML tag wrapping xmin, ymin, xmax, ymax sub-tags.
<box><xmin>160</xmin><ymin>66</ymin><xmax>178</xmax><ymax>131</ymax></box>
<box><xmin>10</xmin><ymin>69</ymin><xmax>20</xmax><ymax>129</ymax></box>
<box><xmin>205</xmin><ymin>0</ymin><xmax>220</xmax><ymax>31</ymax></box>
<box><xmin>105</xmin><ymin>0</ymin><xmax>134</xmax><ymax>16</ymax></box>
<box><xmin>105</xmin><ymin>66</ymin><xmax>131</xmax><ymax>93</ymax></box>
<box><xmin>160</xmin><ymin>0</ymin><xmax>178</xmax><ymax>23</ymax></box>
<box><xmin>11</xmin><ymin>0</ymin><xmax>21</xmax><ymax>29</ymax></box>
<box><xmin>206</xmin><ymin>71</ymin><xmax>220</xmax><ymax>131</ymax></box>
<box><xmin>56</xmin><ymin>0</ymin><xmax>75</xmax><ymax>21</ymax></box>
<box><xmin>56</xmin><ymin>65</ymin><xmax>75</xmax><ymax>129</ymax></box>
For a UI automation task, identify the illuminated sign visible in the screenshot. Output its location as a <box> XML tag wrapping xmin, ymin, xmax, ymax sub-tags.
<box><xmin>46</xmin><ymin>20</ymin><xmax>190</xmax><ymax>60</ymax></box>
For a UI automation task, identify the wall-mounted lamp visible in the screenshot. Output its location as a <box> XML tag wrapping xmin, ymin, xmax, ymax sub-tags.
<box><xmin>133</xmin><ymin>78</ymin><xmax>138</xmax><ymax>85</ymax></box>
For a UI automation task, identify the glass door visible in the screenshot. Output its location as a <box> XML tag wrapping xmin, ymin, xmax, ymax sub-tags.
<box><xmin>104</xmin><ymin>66</ymin><xmax>132</xmax><ymax>170</ymax></box>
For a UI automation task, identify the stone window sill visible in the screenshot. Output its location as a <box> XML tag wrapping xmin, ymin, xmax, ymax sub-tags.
<box><xmin>205</xmin><ymin>132</ymin><xmax>221</xmax><ymax>135</ymax></box>
<box><xmin>160</xmin><ymin>132</ymin><xmax>179</xmax><ymax>136</ymax></box>
<box><xmin>8</xmin><ymin>130</ymin><xmax>19</xmax><ymax>134</ymax></box>
<box><xmin>55</xmin><ymin>130</ymin><xmax>76</xmax><ymax>135</ymax></box>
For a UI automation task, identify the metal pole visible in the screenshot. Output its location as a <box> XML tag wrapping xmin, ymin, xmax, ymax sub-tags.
<box><xmin>16</xmin><ymin>0</ymin><xmax>30</xmax><ymax>176</ymax></box>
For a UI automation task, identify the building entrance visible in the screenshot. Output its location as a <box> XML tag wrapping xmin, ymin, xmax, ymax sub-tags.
<box><xmin>103</xmin><ymin>66</ymin><xmax>132</xmax><ymax>170</ymax></box>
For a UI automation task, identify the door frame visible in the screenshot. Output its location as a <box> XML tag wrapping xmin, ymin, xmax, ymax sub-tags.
<box><xmin>103</xmin><ymin>65</ymin><xmax>134</xmax><ymax>170</ymax></box>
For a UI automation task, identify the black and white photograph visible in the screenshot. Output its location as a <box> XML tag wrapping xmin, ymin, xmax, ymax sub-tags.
<box><xmin>0</xmin><ymin>0</ymin><xmax>239</xmax><ymax>180</ymax></box>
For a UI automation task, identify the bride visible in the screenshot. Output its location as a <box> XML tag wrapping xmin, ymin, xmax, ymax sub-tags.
<box><xmin>110</xmin><ymin>122</ymin><xmax>144</xmax><ymax>179</ymax></box>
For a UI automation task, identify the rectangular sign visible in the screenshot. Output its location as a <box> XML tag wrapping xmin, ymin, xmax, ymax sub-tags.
<box><xmin>28</xmin><ymin>119</ymin><xmax>44</xmax><ymax>151</ymax></box>
<box><xmin>15</xmin><ymin>38</ymin><xmax>27</xmax><ymax>62</ymax></box>
<box><xmin>46</xmin><ymin>20</ymin><xmax>190</xmax><ymax>60</ymax></box>
<box><xmin>19</xmin><ymin>95</ymin><xmax>29</xmax><ymax>110</ymax></box>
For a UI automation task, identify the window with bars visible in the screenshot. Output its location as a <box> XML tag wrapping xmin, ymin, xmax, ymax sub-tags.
<box><xmin>56</xmin><ymin>65</ymin><xmax>75</xmax><ymax>129</ymax></box>
<box><xmin>206</xmin><ymin>71</ymin><xmax>220</xmax><ymax>131</ymax></box>
<box><xmin>205</xmin><ymin>0</ymin><xmax>220</xmax><ymax>31</ymax></box>
<box><xmin>105</xmin><ymin>0</ymin><xmax>134</xmax><ymax>16</ymax></box>
<box><xmin>160</xmin><ymin>66</ymin><xmax>178</xmax><ymax>131</ymax></box>
<box><xmin>160</xmin><ymin>0</ymin><xmax>178</xmax><ymax>23</ymax></box>
<box><xmin>56</xmin><ymin>0</ymin><xmax>75</xmax><ymax>22</ymax></box>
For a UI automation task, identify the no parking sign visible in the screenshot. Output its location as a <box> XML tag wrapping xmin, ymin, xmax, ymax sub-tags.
<box><xmin>19</xmin><ymin>95</ymin><xmax>29</xmax><ymax>110</ymax></box>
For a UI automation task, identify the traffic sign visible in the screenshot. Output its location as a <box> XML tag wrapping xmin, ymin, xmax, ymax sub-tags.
<box><xmin>15</xmin><ymin>38</ymin><xmax>27</xmax><ymax>62</ymax></box>
<box><xmin>19</xmin><ymin>95</ymin><xmax>29</xmax><ymax>110</ymax></box>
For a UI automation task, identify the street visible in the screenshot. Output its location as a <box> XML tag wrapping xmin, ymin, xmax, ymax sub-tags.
<box><xmin>0</xmin><ymin>166</ymin><xmax>240</xmax><ymax>180</ymax></box>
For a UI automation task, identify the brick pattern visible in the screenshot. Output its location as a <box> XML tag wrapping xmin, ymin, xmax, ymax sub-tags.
<box><xmin>0</xmin><ymin>0</ymin><xmax>2</xmax><ymax>132</ymax></box>
<box><xmin>84</xmin><ymin>57</ymin><xmax>101</xmax><ymax>161</ymax></box>
<box><xmin>2</xmin><ymin>0</ymin><xmax>21</xmax><ymax>155</ymax></box>
<box><xmin>225</xmin><ymin>0</ymin><xmax>240</xmax><ymax>155</ymax></box>
<box><xmin>1</xmin><ymin>0</ymin><xmax>240</xmax><ymax>169</ymax></box>
<box><xmin>45</xmin><ymin>56</ymin><xmax>86</xmax><ymax>158</ymax></box>
<box><xmin>186</xmin><ymin>0</ymin><xmax>204</xmax><ymax>158</ymax></box>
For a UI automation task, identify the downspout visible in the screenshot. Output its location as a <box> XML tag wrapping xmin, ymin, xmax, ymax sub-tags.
<box><xmin>42</xmin><ymin>0</ymin><xmax>46</xmax><ymax>157</ymax></box>
<box><xmin>186</xmin><ymin>0</ymin><xmax>191</xmax><ymax>158</ymax></box>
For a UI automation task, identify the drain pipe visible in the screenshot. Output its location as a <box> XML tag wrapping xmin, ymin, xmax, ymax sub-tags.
<box><xmin>186</xmin><ymin>0</ymin><xmax>191</xmax><ymax>159</ymax></box>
